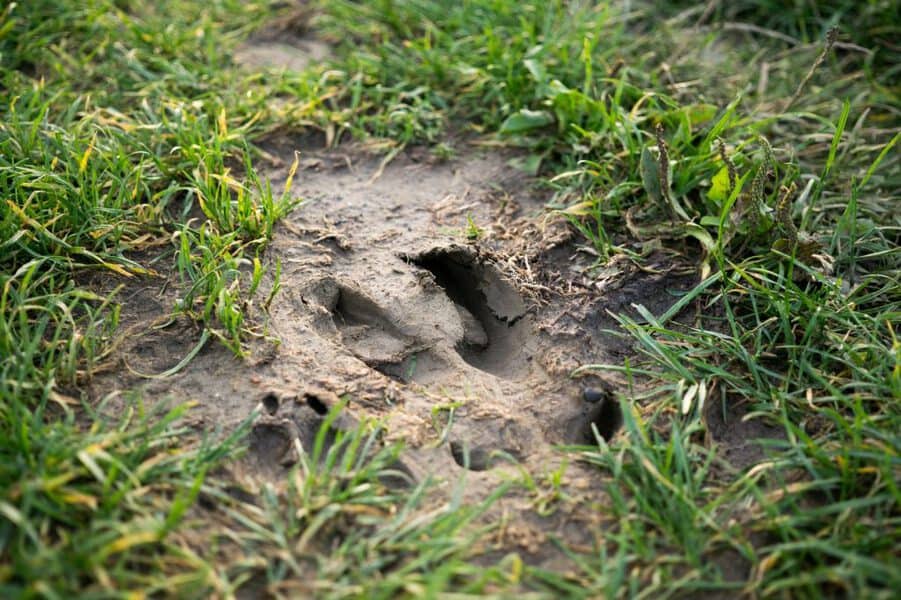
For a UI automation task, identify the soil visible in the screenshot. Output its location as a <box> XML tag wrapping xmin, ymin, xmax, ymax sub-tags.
<box><xmin>83</xmin><ymin>28</ymin><xmax>783</xmax><ymax>577</ymax></box>
<box><xmin>232</xmin><ymin>4</ymin><xmax>330</xmax><ymax>73</ymax></box>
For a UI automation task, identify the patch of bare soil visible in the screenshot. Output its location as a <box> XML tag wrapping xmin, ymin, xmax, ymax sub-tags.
<box><xmin>86</xmin><ymin>142</ymin><xmax>712</xmax><ymax>565</ymax></box>
<box><xmin>83</xmin><ymin>24</ymin><xmax>780</xmax><ymax>572</ymax></box>
<box><xmin>233</xmin><ymin>36</ymin><xmax>330</xmax><ymax>73</ymax></box>
<box><xmin>233</xmin><ymin>5</ymin><xmax>331</xmax><ymax>73</ymax></box>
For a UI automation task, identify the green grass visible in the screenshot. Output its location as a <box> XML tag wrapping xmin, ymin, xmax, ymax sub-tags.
<box><xmin>0</xmin><ymin>398</ymin><xmax>247</xmax><ymax>597</ymax></box>
<box><xmin>1</xmin><ymin>0</ymin><xmax>899</xmax><ymax>596</ymax></box>
<box><xmin>215</xmin><ymin>403</ymin><xmax>520</xmax><ymax>597</ymax></box>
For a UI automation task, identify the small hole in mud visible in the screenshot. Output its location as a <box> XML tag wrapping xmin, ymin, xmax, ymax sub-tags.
<box><xmin>261</xmin><ymin>392</ymin><xmax>279</xmax><ymax>415</ymax></box>
<box><xmin>449</xmin><ymin>440</ymin><xmax>493</xmax><ymax>471</ymax></box>
<box><xmin>248</xmin><ymin>422</ymin><xmax>293</xmax><ymax>468</ymax></box>
<box><xmin>370</xmin><ymin>360</ymin><xmax>410</xmax><ymax>383</ymax></box>
<box><xmin>584</xmin><ymin>398</ymin><xmax>623</xmax><ymax>444</ymax></box>
<box><xmin>333</xmin><ymin>288</ymin><xmax>360</xmax><ymax>326</ymax></box>
<box><xmin>371</xmin><ymin>350</ymin><xmax>440</xmax><ymax>384</ymax></box>
<box><xmin>304</xmin><ymin>393</ymin><xmax>329</xmax><ymax>415</ymax></box>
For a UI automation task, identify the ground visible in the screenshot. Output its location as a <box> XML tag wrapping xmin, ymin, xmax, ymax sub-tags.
<box><xmin>1</xmin><ymin>1</ymin><xmax>899</xmax><ymax>598</ymax></box>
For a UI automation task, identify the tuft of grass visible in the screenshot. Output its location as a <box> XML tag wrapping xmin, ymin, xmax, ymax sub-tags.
<box><xmin>0</xmin><ymin>398</ymin><xmax>250</xmax><ymax>597</ymax></box>
<box><xmin>0</xmin><ymin>0</ymin><xmax>311</xmax><ymax>595</ymax></box>
<box><xmin>568</xmin><ymin>118</ymin><xmax>899</xmax><ymax>595</ymax></box>
<box><xmin>186</xmin><ymin>404</ymin><xmax>520</xmax><ymax>597</ymax></box>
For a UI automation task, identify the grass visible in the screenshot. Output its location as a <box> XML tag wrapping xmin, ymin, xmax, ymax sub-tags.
<box><xmin>0</xmin><ymin>398</ymin><xmax>247</xmax><ymax>596</ymax></box>
<box><xmin>1</xmin><ymin>0</ymin><xmax>899</xmax><ymax>597</ymax></box>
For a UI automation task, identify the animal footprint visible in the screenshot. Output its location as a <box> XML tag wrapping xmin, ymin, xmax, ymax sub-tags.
<box><xmin>409</xmin><ymin>247</ymin><xmax>530</xmax><ymax>379</ymax></box>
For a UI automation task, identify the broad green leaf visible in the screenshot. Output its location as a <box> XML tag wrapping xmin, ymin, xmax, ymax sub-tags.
<box><xmin>684</xmin><ymin>223</ymin><xmax>716</xmax><ymax>253</ymax></box>
<box><xmin>499</xmin><ymin>109</ymin><xmax>554</xmax><ymax>135</ymax></box>
<box><xmin>772</xmin><ymin>238</ymin><xmax>792</xmax><ymax>253</ymax></box>
<box><xmin>523</xmin><ymin>57</ymin><xmax>546</xmax><ymax>83</ymax></box>
<box><xmin>507</xmin><ymin>153</ymin><xmax>543</xmax><ymax>175</ymax></box>
<box><xmin>708</xmin><ymin>165</ymin><xmax>732</xmax><ymax>204</ymax></box>
<box><xmin>683</xmin><ymin>103</ymin><xmax>718</xmax><ymax>126</ymax></box>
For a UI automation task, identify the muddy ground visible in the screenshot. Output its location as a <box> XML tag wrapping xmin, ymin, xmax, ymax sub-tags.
<box><xmin>83</xmin><ymin>30</ymin><xmax>778</xmax><ymax>576</ymax></box>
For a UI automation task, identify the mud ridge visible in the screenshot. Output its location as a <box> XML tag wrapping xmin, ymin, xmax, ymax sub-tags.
<box><xmin>408</xmin><ymin>247</ymin><xmax>529</xmax><ymax>378</ymax></box>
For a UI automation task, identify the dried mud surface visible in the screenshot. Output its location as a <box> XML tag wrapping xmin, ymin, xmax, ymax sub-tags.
<box><xmin>87</xmin><ymin>143</ymin><xmax>702</xmax><ymax>564</ymax></box>
<box><xmin>84</xmin><ymin>31</ymin><xmax>779</xmax><ymax>572</ymax></box>
<box><xmin>233</xmin><ymin>5</ymin><xmax>330</xmax><ymax>73</ymax></box>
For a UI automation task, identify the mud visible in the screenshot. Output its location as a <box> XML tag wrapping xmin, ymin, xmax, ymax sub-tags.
<box><xmin>233</xmin><ymin>5</ymin><xmax>330</xmax><ymax>73</ymax></box>
<box><xmin>83</xmin><ymin>28</ymin><xmax>778</xmax><ymax>572</ymax></box>
<box><xmin>86</xmin><ymin>141</ymin><xmax>709</xmax><ymax>565</ymax></box>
